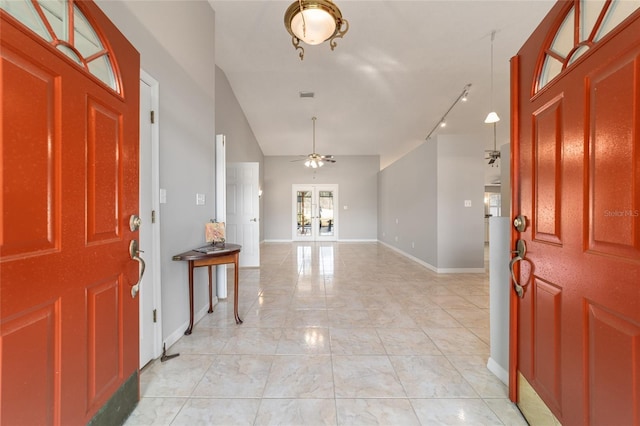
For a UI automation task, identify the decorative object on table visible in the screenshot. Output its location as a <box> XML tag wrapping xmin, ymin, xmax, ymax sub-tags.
<box><xmin>205</xmin><ymin>220</ymin><xmax>225</xmax><ymax>246</ymax></box>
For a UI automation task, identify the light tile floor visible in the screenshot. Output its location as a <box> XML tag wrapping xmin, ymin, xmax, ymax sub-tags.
<box><xmin>125</xmin><ymin>242</ymin><xmax>527</xmax><ymax>425</ymax></box>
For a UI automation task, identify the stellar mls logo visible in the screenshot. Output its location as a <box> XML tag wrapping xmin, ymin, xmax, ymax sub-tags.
<box><xmin>604</xmin><ymin>209</ymin><xmax>639</xmax><ymax>217</ymax></box>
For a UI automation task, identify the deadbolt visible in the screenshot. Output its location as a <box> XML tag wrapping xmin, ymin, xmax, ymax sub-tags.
<box><xmin>513</xmin><ymin>215</ymin><xmax>527</xmax><ymax>232</ymax></box>
<box><xmin>129</xmin><ymin>214</ymin><xmax>142</xmax><ymax>232</ymax></box>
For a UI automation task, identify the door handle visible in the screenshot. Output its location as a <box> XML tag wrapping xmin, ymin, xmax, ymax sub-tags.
<box><xmin>509</xmin><ymin>239</ymin><xmax>527</xmax><ymax>298</ymax></box>
<box><xmin>129</xmin><ymin>239</ymin><xmax>146</xmax><ymax>298</ymax></box>
<box><xmin>250</xmin><ymin>218</ymin><xmax>257</xmax><ymax>222</ymax></box>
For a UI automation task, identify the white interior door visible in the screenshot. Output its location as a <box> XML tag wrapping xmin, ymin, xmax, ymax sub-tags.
<box><xmin>292</xmin><ymin>184</ymin><xmax>338</xmax><ymax>242</ymax></box>
<box><xmin>226</xmin><ymin>162</ymin><xmax>260</xmax><ymax>267</ymax></box>
<box><xmin>139</xmin><ymin>71</ymin><xmax>161</xmax><ymax>368</ymax></box>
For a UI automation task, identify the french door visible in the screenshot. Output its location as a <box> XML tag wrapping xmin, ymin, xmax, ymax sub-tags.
<box><xmin>292</xmin><ymin>185</ymin><xmax>338</xmax><ymax>241</ymax></box>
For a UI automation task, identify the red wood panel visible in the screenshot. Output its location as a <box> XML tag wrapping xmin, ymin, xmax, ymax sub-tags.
<box><xmin>588</xmin><ymin>55</ymin><xmax>640</xmax><ymax>257</ymax></box>
<box><xmin>532</xmin><ymin>278</ymin><xmax>562</xmax><ymax>411</ymax></box>
<box><xmin>1</xmin><ymin>45</ymin><xmax>59</xmax><ymax>259</ymax></box>
<box><xmin>1</xmin><ymin>301</ymin><xmax>61</xmax><ymax>425</ymax></box>
<box><xmin>587</xmin><ymin>304</ymin><xmax>640</xmax><ymax>425</ymax></box>
<box><xmin>87</xmin><ymin>98</ymin><xmax>122</xmax><ymax>243</ymax></box>
<box><xmin>533</xmin><ymin>95</ymin><xmax>563</xmax><ymax>245</ymax></box>
<box><xmin>87</xmin><ymin>277</ymin><xmax>122</xmax><ymax>407</ymax></box>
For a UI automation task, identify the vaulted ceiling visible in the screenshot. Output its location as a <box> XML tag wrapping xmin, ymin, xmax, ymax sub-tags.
<box><xmin>210</xmin><ymin>0</ymin><xmax>555</xmax><ymax>174</ymax></box>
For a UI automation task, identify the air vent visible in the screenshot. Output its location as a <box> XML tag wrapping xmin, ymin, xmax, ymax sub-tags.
<box><xmin>299</xmin><ymin>91</ymin><xmax>315</xmax><ymax>98</ymax></box>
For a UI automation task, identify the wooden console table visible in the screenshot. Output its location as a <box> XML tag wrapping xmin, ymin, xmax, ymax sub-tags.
<box><xmin>172</xmin><ymin>243</ymin><xmax>242</xmax><ymax>335</ymax></box>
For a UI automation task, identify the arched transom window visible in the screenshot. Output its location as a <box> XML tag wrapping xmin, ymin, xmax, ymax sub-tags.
<box><xmin>537</xmin><ymin>0</ymin><xmax>640</xmax><ymax>93</ymax></box>
<box><xmin>0</xmin><ymin>0</ymin><xmax>119</xmax><ymax>93</ymax></box>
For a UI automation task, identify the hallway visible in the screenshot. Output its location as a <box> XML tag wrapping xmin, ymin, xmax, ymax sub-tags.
<box><xmin>125</xmin><ymin>242</ymin><xmax>526</xmax><ymax>425</ymax></box>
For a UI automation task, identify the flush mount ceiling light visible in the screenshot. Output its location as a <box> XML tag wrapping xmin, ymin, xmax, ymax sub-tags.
<box><xmin>284</xmin><ymin>0</ymin><xmax>349</xmax><ymax>60</ymax></box>
<box><xmin>485</xmin><ymin>30</ymin><xmax>500</xmax><ymax>124</ymax></box>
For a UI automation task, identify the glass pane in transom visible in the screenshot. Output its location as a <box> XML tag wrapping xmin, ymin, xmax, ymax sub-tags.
<box><xmin>88</xmin><ymin>55</ymin><xmax>117</xmax><ymax>91</ymax></box>
<box><xmin>595</xmin><ymin>0</ymin><xmax>640</xmax><ymax>41</ymax></box>
<box><xmin>38</xmin><ymin>0</ymin><xmax>67</xmax><ymax>42</ymax></box>
<box><xmin>581</xmin><ymin>0</ymin><xmax>606</xmax><ymax>41</ymax></box>
<box><xmin>550</xmin><ymin>8</ymin><xmax>575</xmax><ymax>57</ymax></box>
<box><xmin>0</xmin><ymin>0</ymin><xmax>52</xmax><ymax>41</ymax></box>
<box><xmin>73</xmin><ymin>4</ymin><xmax>102</xmax><ymax>57</ymax></box>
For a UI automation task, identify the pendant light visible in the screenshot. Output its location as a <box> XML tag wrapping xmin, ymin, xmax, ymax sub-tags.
<box><xmin>484</xmin><ymin>30</ymin><xmax>500</xmax><ymax>124</ymax></box>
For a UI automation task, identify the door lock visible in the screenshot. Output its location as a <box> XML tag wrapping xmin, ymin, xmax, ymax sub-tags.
<box><xmin>513</xmin><ymin>215</ymin><xmax>527</xmax><ymax>232</ymax></box>
<box><xmin>129</xmin><ymin>214</ymin><xmax>142</xmax><ymax>232</ymax></box>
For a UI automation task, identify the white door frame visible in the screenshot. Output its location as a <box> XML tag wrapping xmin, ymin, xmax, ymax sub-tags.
<box><xmin>139</xmin><ymin>70</ymin><xmax>162</xmax><ymax>366</ymax></box>
<box><xmin>215</xmin><ymin>134</ymin><xmax>227</xmax><ymax>298</ymax></box>
<box><xmin>292</xmin><ymin>184</ymin><xmax>338</xmax><ymax>242</ymax></box>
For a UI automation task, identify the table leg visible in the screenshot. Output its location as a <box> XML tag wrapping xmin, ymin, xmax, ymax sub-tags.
<box><xmin>207</xmin><ymin>266</ymin><xmax>214</xmax><ymax>313</ymax></box>
<box><xmin>185</xmin><ymin>260</ymin><xmax>195</xmax><ymax>335</ymax></box>
<box><xmin>234</xmin><ymin>255</ymin><xmax>243</xmax><ymax>324</ymax></box>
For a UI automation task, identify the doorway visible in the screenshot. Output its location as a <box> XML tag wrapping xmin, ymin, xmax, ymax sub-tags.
<box><xmin>139</xmin><ymin>71</ymin><xmax>162</xmax><ymax>369</ymax></box>
<box><xmin>226</xmin><ymin>162</ymin><xmax>260</xmax><ymax>267</ymax></box>
<box><xmin>292</xmin><ymin>184</ymin><xmax>338</xmax><ymax>241</ymax></box>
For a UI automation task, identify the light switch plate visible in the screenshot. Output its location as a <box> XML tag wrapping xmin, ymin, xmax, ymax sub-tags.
<box><xmin>196</xmin><ymin>193</ymin><xmax>206</xmax><ymax>205</ymax></box>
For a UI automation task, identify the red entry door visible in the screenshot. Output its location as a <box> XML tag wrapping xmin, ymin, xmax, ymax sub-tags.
<box><xmin>512</xmin><ymin>3</ymin><xmax>640</xmax><ymax>425</ymax></box>
<box><xmin>1</xmin><ymin>2</ymin><xmax>140</xmax><ymax>424</ymax></box>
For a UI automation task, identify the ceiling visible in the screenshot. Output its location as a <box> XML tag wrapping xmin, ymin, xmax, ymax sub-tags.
<box><xmin>210</xmin><ymin>0</ymin><xmax>555</xmax><ymax>171</ymax></box>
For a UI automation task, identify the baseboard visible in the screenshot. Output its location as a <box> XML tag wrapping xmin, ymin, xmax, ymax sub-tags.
<box><xmin>163</xmin><ymin>300</ymin><xmax>216</xmax><ymax>350</ymax></box>
<box><xmin>487</xmin><ymin>356</ymin><xmax>509</xmax><ymax>385</ymax></box>
<box><xmin>378</xmin><ymin>240</ymin><xmax>485</xmax><ymax>274</ymax></box>
<box><xmin>378</xmin><ymin>241</ymin><xmax>439</xmax><ymax>272</ymax></box>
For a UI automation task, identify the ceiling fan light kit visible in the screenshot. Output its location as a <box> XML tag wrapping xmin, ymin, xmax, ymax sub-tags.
<box><xmin>284</xmin><ymin>0</ymin><xmax>349</xmax><ymax>60</ymax></box>
<box><xmin>295</xmin><ymin>117</ymin><xmax>336</xmax><ymax>168</ymax></box>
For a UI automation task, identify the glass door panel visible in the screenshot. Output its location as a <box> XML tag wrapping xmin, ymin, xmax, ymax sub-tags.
<box><xmin>318</xmin><ymin>190</ymin><xmax>334</xmax><ymax>237</ymax></box>
<box><xmin>296</xmin><ymin>190</ymin><xmax>312</xmax><ymax>237</ymax></box>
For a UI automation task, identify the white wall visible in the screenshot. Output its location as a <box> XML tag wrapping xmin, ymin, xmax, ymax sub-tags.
<box><xmin>436</xmin><ymin>135</ymin><xmax>485</xmax><ymax>271</ymax></box>
<box><xmin>263</xmin><ymin>156</ymin><xmax>379</xmax><ymax>241</ymax></box>
<box><xmin>378</xmin><ymin>142</ymin><xmax>438</xmax><ymax>265</ymax></box>
<box><xmin>215</xmin><ymin>66</ymin><xmax>265</xmax><ymax>240</ymax></box>
<box><xmin>378</xmin><ymin>135</ymin><xmax>485</xmax><ymax>271</ymax></box>
<box><xmin>97</xmin><ymin>0</ymin><xmax>217</xmax><ymax>345</ymax></box>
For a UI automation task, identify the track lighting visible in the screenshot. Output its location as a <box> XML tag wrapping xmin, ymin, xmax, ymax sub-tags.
<box><xmin>425</xmin><ymin>83</ymin><xmax>472</xmax><ymax>140</ymax></box>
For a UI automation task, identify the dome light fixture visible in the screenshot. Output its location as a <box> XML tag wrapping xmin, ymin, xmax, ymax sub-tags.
<box><xmin>284</xmin><ymin>0</ymin><xmax>349</xmax><ymax>60</ymax></box>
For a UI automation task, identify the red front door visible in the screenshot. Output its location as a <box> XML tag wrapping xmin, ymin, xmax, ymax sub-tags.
<box><xmin>512</xmin><ymin>2</ymin><xmax>640</xmax><ymax>425</ymax></box>
<box><xmin>1</xmin><ymin>2</ymin><xmax>140</xmax><ymax>424</ymax></box>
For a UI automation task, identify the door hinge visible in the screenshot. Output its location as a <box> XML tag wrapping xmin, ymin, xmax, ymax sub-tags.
<box><xmin>150</xmin><ymin>110</ymin><xmax>155</xmax><ymax>124</ymax></box>
<box><xmin>151</xmin><ymin>210</ymin><xmax>156</xmax><ymax>224</ymax></box>
<box><xmin>153</xmin><ymin>309</ymin><xmax>157</xmax><ymax>323</ymax></box>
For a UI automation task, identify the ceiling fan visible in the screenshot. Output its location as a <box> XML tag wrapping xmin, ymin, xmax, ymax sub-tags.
<box><xmin>293</xmin><ymin>116</ymin><xmax>336</xmax><ymax>168</ymax></box>
<box><xmin>485</xmin><ymin>122</ymin><xmax>501</xmax><ymax>166</ymax></box>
